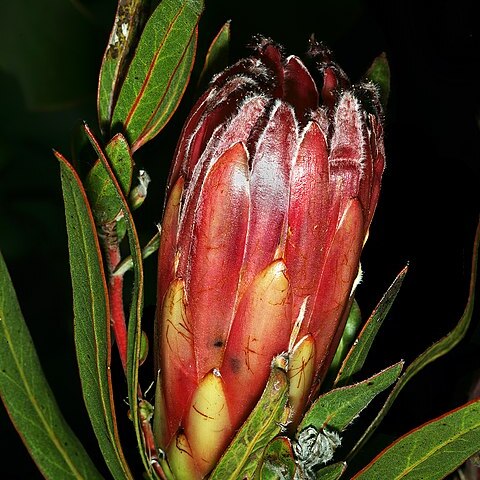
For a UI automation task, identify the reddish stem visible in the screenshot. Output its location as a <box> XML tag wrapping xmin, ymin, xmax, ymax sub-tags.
<box><xmin>139</xmin><ymin>408</ymin><xmax>168</xmax><ymax>480</ymax></box>
<box><xmin>103</xmin><ymin>225</ymin><xmax>167</xmax><ymax>478</ymax></box>
<box><xmin>105</xmin><ymin>230</ymin><xmax>128</xmax><ymax>373</ymax></box>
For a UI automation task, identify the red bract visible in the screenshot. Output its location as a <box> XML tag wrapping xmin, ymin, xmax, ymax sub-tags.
<box><xmin>154</xmin><ymin>37</ymin><xmax>385</xmax><ymax>478</ymax></box>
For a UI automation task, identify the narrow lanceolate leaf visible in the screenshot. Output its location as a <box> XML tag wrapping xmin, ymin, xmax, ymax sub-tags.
<box><xmin>353</xmin><ymin>399</ymin><xmax>480</xmax><ymax>480</ymax></box>
<box><xmin>197</xmin><ymin>20</ymin><xmax>230</xmax><ymax>89</ymax></box>
<box><xmin>349</xmin><ymin>221</ymin><xmax>479</xmax><ymax>460</ymax></box>
<box><xmin>57</xmin><ymin>151</ymin><xmax>133</xmax><ymax>480</ymax></box>
<box><xmin>111</xmin><ymin>0</ymin><xmax>204</xmax><ymax>151</ymax></box>
<box><xmin>83</xmin><ymin>126</ymin><xmax>154</xmax><ymax>478</ymax></box>
<box><xmin>98</xmin><ymin>0</ymin><xmax>145</xmax><ymax>133</ymax></box>
<box><xmin>210</xmin><ymin>356</ymin><xmax>290</xmax><ymax>480</ymax></box>
<box><xmin>0</xmin><ymin>253</ymin><xmax>103</xmax><ymax>479</ymax></box>
<box><xmin>315</xmin><ymin>462</ymin><xmax>347</xmax><ymax>480</ymax></box>
<box><xmin>334</xmin><ymin>266</ymin><xmax>408</xmax><ymax>387</ymax></box>
<box><xmin>85</xmin><ymin>133</ymin><xmax>134</xmax><ymax>225</ymax></box>
<box><xmin>299</xmin><ymin>362</ymin><xmax>404</xmax><ymax>434</ymax></box>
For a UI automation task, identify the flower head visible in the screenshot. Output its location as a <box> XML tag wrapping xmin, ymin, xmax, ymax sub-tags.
<box><xmin>154</xmin><ymin>37</ymin><xmax>385</xmax><ymax>478</ymax></box>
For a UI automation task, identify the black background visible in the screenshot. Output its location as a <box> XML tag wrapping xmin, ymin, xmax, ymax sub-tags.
<box><xmin>1</xmin><ymin>0</ymin><xmax>479</xmax><ymax>478</ymax></box>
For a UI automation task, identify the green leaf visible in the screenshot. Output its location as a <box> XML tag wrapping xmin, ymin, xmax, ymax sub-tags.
<box><xmin>257</xmin><ymin>437</ymin><xmax>297</xmax><ymax>480</ymax></box>
<box><xmin>111</xmin><ymin>0</ymin><xmax>204</xmax><ymax>151</ymax></box>
<box><xmin>0</xmin><ymin>250</ymin><xmax>103</xmax><ymax>479</ymax></box>
<box><xmin>113</xmin><ymin>229</ymin><xmax>160</xmax><ymax>276</ymax></box>
<box><xmin>97</xmin><ymin>0</ymin><xmax>145</xmax><ymax>133</ymax></box>
<box><xmin>299</xmin><ymin>362</ymin><xmax>404</xmax><ymax>434</ymax></box>
<box><xmin>325</xmin><ymin>300</ymin><xmax>362</xmax><ymax>386</ymax></box>
<box><xmin>364</xmin><ymin>52</ymin><xmax>390</xmax><ymax>109</ymax></box>
<box><xmin>57</xmin><ymin>151</ymin><xmax>134</xmax><ymax>480</ymax></box>
<box><xmin>197</xmin><ymin>20</ymin><xmax>231</xmax><ymax>89</ymax></box>
<box><xmin>210</xmin><ymin>356</ymin><xmax>291</xmax><ymax>480</ymax></box>
<box><xmin>352</xmin><ymin>399</ymin><xmax>480</xmax><ymax>480</ymax></box>
<box><xmin>316</xmin><ymin>462</ymin><xmax>347</xmax><ymax>480</ymax></box>
<box><xmin>334</xmin><ymin>266</ymin><xmax>407</xmax><ymax>387</ymax></box>
<box><xmin>348</xmin><ymin>221</ymin><xmax>479</xmax><ymax>461</ymax></box>
<box><xmin>83</xmin><ymin>126</ymin><xmax>156</xmax><ymax>479</ymax></box>
<box><xmin>85</xmin><ymin>133</ymin><xmax>134</xmax><ymax>226</ymax></box>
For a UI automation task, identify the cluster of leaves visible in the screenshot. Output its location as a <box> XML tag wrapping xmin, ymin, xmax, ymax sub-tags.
<box><xmin>0</xmin><ymin>1</ymin><xmax>479</xmax><ymax>479</ymax></box>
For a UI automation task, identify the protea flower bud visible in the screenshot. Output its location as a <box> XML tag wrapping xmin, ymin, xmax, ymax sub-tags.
<box><xmin>154</xmin><ymin>37</ymin><xmax>385</xmax><ymax>478</ymax></box>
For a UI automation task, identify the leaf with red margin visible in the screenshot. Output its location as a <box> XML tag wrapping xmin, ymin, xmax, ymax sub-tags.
<box><xmin>57</xmin><ymin>151</ymin><xmax>134</xmax><ymax>480</ymax></box>
<box><xmin>0</xmin><ymin>250</ymin><xmax>104</xmax><ymax>480</ymax></box>
<box><xmin>334</xmin><ymin>266</ymin><xmax>408</xmax><ymax>388</ymax></box>
<box><xmin>97</xmin><ymin>0</ymin><xmax>145</xmax><ymax>133</ymax></box>
<box><xmin>353</xmin><ymin>399</ymin><xmax>480</xmax><ymax>480</ymax></box>
<box><xmin>299</xmin><ymin>362</ymin><xmax>403</xmax><ymax>434</ymax></box>
<box><xmin>197</xmin><ymin>21</ymin><xmax>231</xmax><ymax>89</ymax></box>
<box><xmin>348</xmin><ymin>220</ymin><xmax>480</xmax><ymax>462</ymax></box>
<box><xmin>83</xmin><ymin>125</ymin><xmax>157</xmax><ymax>478</ymax></box>
<box><xmin>85</xmin><ymin>133</ymin><xmax>134</xmax><ymax>225</ymax></box>
<box><xmin>111</xmin><ymin>0</ymin><xmax>204</xmax><ymax>151</ymax></box>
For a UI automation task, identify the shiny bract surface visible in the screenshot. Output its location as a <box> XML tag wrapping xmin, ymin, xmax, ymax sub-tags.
<box><xmin>155</xmin><ymin>37</ymin><xmax>385</xmax><ymax>478</ymax></box>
